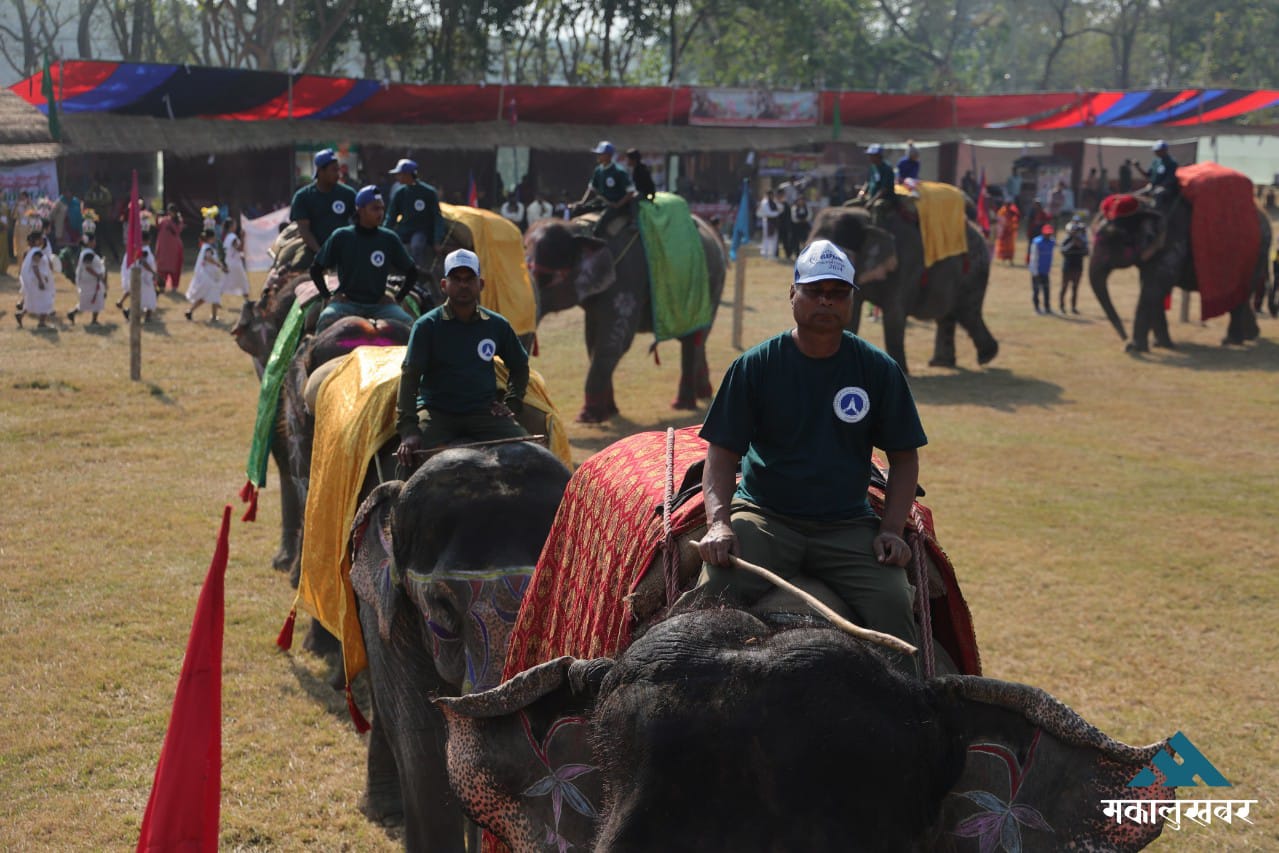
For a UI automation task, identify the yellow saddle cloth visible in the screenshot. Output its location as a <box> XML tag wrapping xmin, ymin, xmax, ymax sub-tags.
<box><xmin>897</xmin><ymin>181</ymin><xmax>968</xmax><ymax>268</ymax></box>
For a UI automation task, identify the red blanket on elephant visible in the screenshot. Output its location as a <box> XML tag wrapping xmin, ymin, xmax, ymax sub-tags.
<box><xmin>503</xmin><ymin>427</ymin><xmax>981</xmax><ymax>681</ymax></box>
<box><xmin>1177</xmin><ymin>162</ymin><xmax>1260</xmax><ymax>321</ymax></box>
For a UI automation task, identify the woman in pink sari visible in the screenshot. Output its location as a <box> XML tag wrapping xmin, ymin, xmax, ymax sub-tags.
<box><xmin>154</xmin><ymin>204</ymin><xmax>185</xmax><ymax>292</ymax></box>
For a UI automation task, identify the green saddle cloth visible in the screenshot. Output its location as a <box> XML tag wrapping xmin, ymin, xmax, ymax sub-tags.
<box><xmin>636</xmin><ymin>192</ymin><xmax>712</xmax><ymax>342</ymax></box>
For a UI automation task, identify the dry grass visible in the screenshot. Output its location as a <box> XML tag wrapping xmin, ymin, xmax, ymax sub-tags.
<box><xmin>1</xmin><ymin>242</ymin><xmax>1276</xmax><ymax>851</ymax></box>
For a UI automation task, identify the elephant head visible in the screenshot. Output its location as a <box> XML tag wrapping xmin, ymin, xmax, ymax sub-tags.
<box><xmin>524</xmin><ymin>219</ymin><xmax>618</xmax><ymax>317</ymax></box>
<box><xmin>439</xmin><ymin>609</ymin><xmax>1174</xmax><ymax>852</ymax></box>
<box><xmin>353</xmin><ymin>442</ymin><xmax>571</xmax><ymax>694</ymax></box>
<box><xmin>809</xmin><ymin>205</ymin><xmax>898</xmax><ymax>287</ymax></box>
<box><xmin>230</xmin><ymin>269</ymin><xmax>303</xmax><ymax>375</ymax></box>
<box><xmin>1088</xmin><ymin>207</ymin><xmax>1165</xmax><ymax>341</ymax></box>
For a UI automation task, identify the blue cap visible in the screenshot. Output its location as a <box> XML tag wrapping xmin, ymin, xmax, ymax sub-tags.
<box><xmin>592</xmin><ymin>141</ymin><xmax>615</xmax><ymax>155</ymax></box>
<box><xmin>866</xmin><ymin>144</ymin><xmax>883</xmax><ymax>155</ymax></box>
<box><xmin>389</xmin><ymin>158</ymin><xmax>418</xmax><ymax>175</ymax></box>
<box><xmin>314</xmin><ymin>148</ymin><xmax>338</xmax><ymax>170</ymax></box>
<box><xmin>1153</xmin><ymin>140</ymin><xmax>1168</xmax><ymax>151</ymax></box>
<box><xmin>355</xmin><ymin>185</ymin><xmax>383</xmax><ymax>208</ymax></box>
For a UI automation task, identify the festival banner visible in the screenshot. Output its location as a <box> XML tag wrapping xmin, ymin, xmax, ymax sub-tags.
<box><xmin>756</xmin><ymin>151</ymin><xmax>821</xmax><ymax>177</ymax></box>
<box><xmin>0</xmin><ymin>160</ymin><xmax>60</xmax><ymax>205</ymax></box>
<box><xmin>690</xmin><ymin>88</ymin><xmax>819</xmax><ymax>127</ymax></box>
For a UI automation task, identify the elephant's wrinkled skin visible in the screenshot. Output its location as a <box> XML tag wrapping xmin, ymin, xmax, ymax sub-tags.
<box><xmin>438</xmin><ymin>608</ymin><xmax>1173</xmax><ymax>853</ymax></box>
<box><xmin>350</xmin><ymin>441</ymin><xmax>570</xmax><ymax>851</ymax></box>
<box><xmin>1090</xmin><ymin>197</ymin><xmax>1272</xmax><ymax>352</ymax></box>
<box><xmin>525</xmin><ymin>215</ymin><xmax>727</xmax><ymax>422</ymax></box>
<box><xmin>810</xmin><ymin>205</ymin><xmax>998</xmax><ymax>374</ymax></box>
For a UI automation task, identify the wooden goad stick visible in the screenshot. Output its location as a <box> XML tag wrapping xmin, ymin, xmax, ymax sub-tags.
<box><xmin>690</xmin><ymin>540</ymin><xmax>918</xmax><ymax>656</ymax></box>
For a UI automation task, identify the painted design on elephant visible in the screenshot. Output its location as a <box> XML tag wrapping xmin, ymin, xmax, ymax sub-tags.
<box><xmin>951</xmin><ymin>732</ymin><xmax>1054</xmax><ymax>852</ymax></box>
<box><xmin>607</xmin><ymin>290</ymin><xmax>638</xmax><ymax>352</ymax></box>
<box><xmin>517</xmin><ymin>711</ymin><xmax>598</xmax><ymax>852</ymax></box>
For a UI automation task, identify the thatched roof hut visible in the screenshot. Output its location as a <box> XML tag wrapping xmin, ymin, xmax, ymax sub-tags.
<box><xmin>0</xmin><ymin>90</ymin><xmax>62</xmax><ymax>163</ymax></box>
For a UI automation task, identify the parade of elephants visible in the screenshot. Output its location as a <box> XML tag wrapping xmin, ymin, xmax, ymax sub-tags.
<box><xmin>8</xmin><ymin>58</ymin><xmax>1279</xmax><ymax>852</ymax></box>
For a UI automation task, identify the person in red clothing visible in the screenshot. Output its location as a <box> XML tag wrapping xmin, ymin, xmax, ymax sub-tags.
<box><xmin>154</xmin><ymin>204</ymin><xmax>185</xmax><ymax>293</ymax></box>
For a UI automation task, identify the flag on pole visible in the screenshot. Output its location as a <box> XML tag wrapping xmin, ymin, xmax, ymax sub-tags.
<box><xmin>467</xmin><ymin>171</ymin><xmax>479</xmax><ymax>208</ymax></box>
<box><xmin>126</xmin><ymin>171</ymin><xmax>142</xmax><ymax>264</ymax></box>
<box><xmin>136</xmin><ymin>506</ymin><xmax>230</xmax><ymax>853</ymax></box>
<box><xmin>729</xmin><ymin>179</ymin><xmax>751</xmax><ymax>262</ymax></box>
<box><xmin>976</xmin><ymin>168</ymin><xmax>990</xmax><ymax>234</ymax></box>
<box><xmin>41</xmin><ymin>54</ymin><xmax>60</xmax><ymax>141</ymax></box>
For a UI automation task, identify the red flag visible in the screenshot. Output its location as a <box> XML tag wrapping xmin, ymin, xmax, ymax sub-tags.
<box><xmin>137</xmin><ymin>506</ymin><xmax>230</xmax><ymax>853</ymax></box>
<box><xmin>976</xmin><ymin>168</ymin><xmax>990</xmax><ymax>234</ymax></box>
<box><xmin>467</xmin><ymin>171</ymin><xmax>478</xmax><ymax>208</ymax></box>
<box><xmin>126</xmin><ymin>170</ymin><xmax>142</xmax><ymax>264</ymax></box>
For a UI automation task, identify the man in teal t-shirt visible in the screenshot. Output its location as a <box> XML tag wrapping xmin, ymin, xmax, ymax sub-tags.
<box><xmin>579</xmin><ymin>140</ymin><xmax>636</xmax><ymax>235</ymax></box>
<box><xmin>384</xmin><ymin>157</ymin><xmax>443</xmax><ymax>271</ymax></box>
<box><xmin>291</xmin><ymin>148</ymin><xmax>358</xmax><ymax>257</ymax></box>
<box><xmin>695</xmin><ymin>239</ymin><xmax>927</xmax><ymax>674</ymax></box>
<box><xmin>394</xmin><ymin>248</ymin><xmax>530</xmax><ymax>467</ymax></box>
<box><xmin>310</xmin><ymin>185</ymin><xmax>418</xmax><ymax>333</ymax></box>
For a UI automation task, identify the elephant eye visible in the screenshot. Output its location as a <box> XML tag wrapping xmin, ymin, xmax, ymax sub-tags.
<box><xmin>426</xmin><ymin>583</ymin><xmax>461</xmax><ymax>633</ymax></box>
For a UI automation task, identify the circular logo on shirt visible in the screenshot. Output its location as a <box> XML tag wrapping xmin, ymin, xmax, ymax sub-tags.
<box><xmin>605</xmin><ymin>177</ymin><xmax>615</xmax><ymax>188</ymax></box>
<box><xmin>332</xmin><ymin>200</ymin><xmax>347</xmax><ymax>215</ymax></box>
<box><xmin>833</xmin><ymin>386</ymin><xmax>870</xmax><ymax>424</ymax></box>
<box><xmin>477</xmin><ymin>338</ymin><xmax>497</xmax><ymax>361</ymax></box>
<box><xmin>370</xmin><ymin>250</ymin><xmax>386</xmax><ymax>268</ymax></box>
<box><xmin>414</xmin><ymin>199</ymin><xmax>426</xmax><ymax>212</ymax></box>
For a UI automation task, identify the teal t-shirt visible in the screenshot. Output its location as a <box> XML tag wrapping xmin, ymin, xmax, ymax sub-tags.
<box><xmin>1149</xmin><ymin>154</ymin><xmax>1178</xmax><ymax>189</ymax></box>
<box><xmin>590</xmin><ymin>163</ymin><xmax>636</xmax><ymax>203</ymax></box>
<box><xmin>290</xmin><ymin>182</ymin><xmax>357</xmax><ymax>245</ymax></box>
<box><xmin>402</xmin><ymin>305</ymin><xmax>530</xmax><ymax>415</ymax></box>
<box><xmin>700</xmin><ymin>331</ymin><xmax>927</xmax><ymax>521</ymax></box>
<box><xmin>314</xmin><ymin>225</ymin><xmax>415</xmax><ymax>304</ymax></box>
<box><xmin>867</xmin><ymin>161</ymin><xmax>895</xmax><ymax>198</ymax></box>
<box><xmin>386</xmin><ymin>180</ymin><xmax>443</xmax><ymax>243</ymax></box>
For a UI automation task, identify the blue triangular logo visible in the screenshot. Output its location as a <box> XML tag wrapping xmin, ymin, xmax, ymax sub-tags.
<box><xmin>1128</xmin><ymin>732</ymin><xmax>1231</xmax><ymax>788</ymax></box>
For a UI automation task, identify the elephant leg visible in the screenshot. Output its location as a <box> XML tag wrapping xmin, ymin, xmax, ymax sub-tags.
<box><xmin>1223</xmin><ymin>302</ymin><xmax>1259</xmax><ymax>345</ymax></box>
<box><xmin>848</xmin><ymin>293</ymin><xmax>865</xmax><ymax>336</ymax></box>
<box><xmin>1149</xmin><ymin>303</ymin><xmax>1175</xmax><ymax>348</ymax></box>
<box><xmin>579</xmin><ymin>293</ymin><xmax>640</xmax><ymax>423</ymax></box>
<box><xmin>361</xmin><ymin>678</ymin><xmax>404</xmax><ymax>826</ymax></box>
<box><xmin>881</xmin><ymin>308</ymin><xmax>910</xmax><ymax>375</ymax></box>
<box><xmin>270</xmin><ymin>436</ymin><xmax>301</xmax><ymax>574</ymax></box>
<box><xmin>1128</xmin><ymin>287</ymin><xmax>1162</xmax><ymax>352</ymax></box>
<box><xmin>928</xmin><ymin>318</ymin><xmax>957</xmax><ymax>368</ymax></box>
<box><xmin>673</xmin><ymin>330</ymin><xmax>710</xmax><ymax>409</ymax></box>
<box><xmin>358</xmin><ymin>596</ymin><xmax>466</xmax><ymax>851</ymax></box>
<box><xmin>956</xmin><ymin>307</ymin><xmax>999</xmax><ymax>365</ymax></box>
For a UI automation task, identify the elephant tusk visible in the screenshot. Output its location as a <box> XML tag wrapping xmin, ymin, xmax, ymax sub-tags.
<box><xmin>690</xmin><ymin>540</ymin><xmax>918</xmax><ymax>656</ymax></box>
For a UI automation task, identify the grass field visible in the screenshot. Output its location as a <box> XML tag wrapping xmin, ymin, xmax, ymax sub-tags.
<box><xmin>1</xmin><ymin>242</ymin><xmax>1276</xmax><ymax>851</ymax></box>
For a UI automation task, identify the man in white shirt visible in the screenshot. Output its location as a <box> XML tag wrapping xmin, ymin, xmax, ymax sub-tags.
<box><xmin>756</xmin><ymin>190</ymin><xmax>782</xmax><ymax>258</ymax></box>
<box><xmin>525</xmin><ymin>192</ymin><xmax>554</xmax><ymax>225</ymax></box>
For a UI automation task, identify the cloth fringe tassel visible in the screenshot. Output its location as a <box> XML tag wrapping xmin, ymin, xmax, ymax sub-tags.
<box><xmin>346</xmin><ymin>684</ymin><xmax>371</xmax><ymax>733</ymax></box>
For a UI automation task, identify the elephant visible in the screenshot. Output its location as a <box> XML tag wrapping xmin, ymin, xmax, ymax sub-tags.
<box><xmin>348</xmin><ymin>441</ymin><xmax>571</xmax><ymax>851</ymax></box>
<box><xmin>1089</xmin><ymin>197</ymin><xmax>1272</xmax><ymax>352</ymax></box>
<box><xmin>810</xmin><ymin>204</ymin><xmax>998</xmax><ymax>374</ymax></box>
<box><xmin>525</xmin><ymin>214</ymin><xmax>727</xmax><ymax>423</ymax></box>
<box><xmin>437</xmin><ymin>608</ymin><xmax>1174</xmax><ymax>852</ymax></box>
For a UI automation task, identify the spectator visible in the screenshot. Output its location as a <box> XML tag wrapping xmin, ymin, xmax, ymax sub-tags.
<box><xmin>1029</xmin><ymin>224</ymin><xmax>1055</xmax><ymax>314</ymax></box>
<box><xmin>184</xmin><ymin>229</ymin><xmax>227</xmax><ymax>322</ymax></box>
<box><xmin>155</xmin><ymin>204</ymin><xmax>185</xmax><ymax>293</ymax></box>
<box><xmin>499</xmin><ymin>192</ymin><xmax>526</xmax><ymax>231</ymax></box>
<box><xmin>526</xmin><ymin>192</ymin><xmax>554</xmax><ymax>225</ymax></box>
<box><xmin>1118</xmin><ymin>159</ymin><xmax>1134</xmax><ymax>193</ymax></box>
<box><xmin>1058</xmin><ymin>216</ymin><xmax>1089</xmax><ymax>314</ymax></box>
<box><xmin>756</xmin><ymin>190</ymin><xmax>782</xmax><ymax>258</ymax></box>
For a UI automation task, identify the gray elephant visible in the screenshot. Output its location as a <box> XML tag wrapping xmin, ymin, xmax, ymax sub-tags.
<box><xmin>349</xmin><ymin>441</ymin><xmax>570</xmax><ymax>851</ymax></box>
<box><xmin>1089</xmin><ymin>197</ymin><xmax>1271</xmax><ymax>352</ymax></box>
<box><xmin>525</xmin><ymin>214</ymin><xmax>727</xmax><ymax>423</ymax></box>
<box><xmin>810</xmin><ymin>205</ymin><xmax>998</xmax><ymax>374</ymax></box>
<box><xmin>438</xmin><ymin>608</ymin><xmax>1174</xmax><ymax>852</ymax></box>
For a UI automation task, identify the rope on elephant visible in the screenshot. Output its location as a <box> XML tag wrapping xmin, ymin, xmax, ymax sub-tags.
<box><xmin>612</xmin><ymin>228</ymin><xmax>642</xmax><ymax>268</ymax></box>
<box><xmin>690</xmin><ymin>541</ymin><xmax>919</xmax><ymax>657</ymax></box>
<box><xmin>910</xmin><ymin>532</ymin><xmax>936</xmax><ymax>678</ymax></box>
<box><xmin>662</xmin><ymin>427</ymin><xmax>680</xmax><ymax>609</ymax></box>
<box><xmin>411</xmin><ymin>433</ymin><xmax>548</xmax><ymax>459</ymax></box>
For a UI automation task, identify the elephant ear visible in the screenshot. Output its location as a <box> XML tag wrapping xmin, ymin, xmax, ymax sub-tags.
<box><xmin>348</xmin><ymin>480</ymin><xmax>406</xmax><ymax>642</ymax></box>
<box><xmin>572</xmin><ymin>235</ymin><xmax>616</xmax><ymax>302</ymax></box>
<box><xmin>435</xmin><ymin>656</ymin><xmax>613</xmax><ymax>852</ymax></box>
<box><xmin>933</xmin><ymin>675</ymin><xmax>1175</xmax><ymax>852</ymax></box>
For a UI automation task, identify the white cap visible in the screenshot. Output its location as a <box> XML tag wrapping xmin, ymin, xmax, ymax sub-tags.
<box><xmin>866</xmin><ymin>144</ymin><xmax>883</xmax><ymax>155</ymax></box>
<box><xmin>1153</xmin><ymin>140</ymin><xmax>1168</xmax><ymax>151</ymax></box>
<box><xmin>794</xmin><ymin>240</ymin><xmax>857</xmax><ymax>288</ymax></box>
<box><xmin>444</xmin><ymin>248</ymin><xmax>480</xmax><ymax>276</ymax></box>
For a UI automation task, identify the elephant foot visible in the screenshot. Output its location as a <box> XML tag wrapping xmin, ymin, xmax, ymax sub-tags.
<box><xmin>271</xmin><ymin>550</ymin><xmax>295</xmax><ymax>573</ymax></box>
<box><xmin>302</xmin><ymin>620</ymin><xmax>341</xmax><ymax>657</ymax></box>
<box><xmin>927</xmin><ymin>357</ymin><xmax>956</xmax><ymax>368</ymax></box>
<box><xmin>576</xmin><ymin>404</ymin><xmax>615</xmax><ymax>424</ymax></box>
<box><xmin>359</xmin><ymin>791</ymin><xmax>404</xmax><ymax>828</ymax></box>
<box><xmin>670</xmin><ymin>397</ymin><xmax>698</xmax><ymax>411</ymax></box>
<box><xmin>976</xmin><ymin>342</ymin><xmax>999</xmax><ymax>365</ymax></box>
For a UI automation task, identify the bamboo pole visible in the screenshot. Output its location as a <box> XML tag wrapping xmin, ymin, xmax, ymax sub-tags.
<box><xmin>731</xmin><ymin>255</ymin><xmax>747</xmax><ymax>350</ymax></box>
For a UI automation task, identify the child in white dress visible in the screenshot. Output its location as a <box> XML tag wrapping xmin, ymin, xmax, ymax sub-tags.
<box><xmin>17</xmin><ymin>231</ymin><xmax>55</xmax><ymax>328</ymax></box>
<box><xmin>69</xmin><ymin>232</ymin><xmax>108</xmax><ymax>326</ymax></box>
<box><xmin>119</xmin><ymin>233</ymin><xmax>159</xmax><ymax>323</ymax></box>
<box><xmin>185</xmin><ymin>229</ymin><xmax>227</xmax><ymax>321</ymax></box>
<box><xmin>221</xmin><ymin>219</ymin><xmax>251</xmax><ymax>300</ymax></box>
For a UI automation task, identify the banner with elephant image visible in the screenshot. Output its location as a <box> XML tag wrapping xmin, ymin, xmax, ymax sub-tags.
<box><xmin>690</xmin><ymin>88</ymin><xmax>819</xmax><ymax>127</ymax></box>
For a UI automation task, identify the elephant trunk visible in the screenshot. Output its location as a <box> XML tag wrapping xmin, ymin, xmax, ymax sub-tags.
<box><xmin>1088</xmin><ymin>255</ymin><xmax>1127</xmax><ymax>341</ymax></box>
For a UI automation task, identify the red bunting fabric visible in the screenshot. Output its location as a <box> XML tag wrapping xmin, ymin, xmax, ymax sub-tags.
<box><xmin>11</xmin><ymin>60</ymin><xmax>1279</xmax><ymax>131</ymax></box>
<box><xmin>136</xmin><ymin>506</ymin><xmax>229</xmax><ymax>853</ymax></box>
